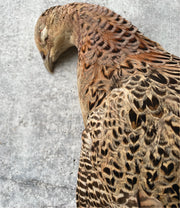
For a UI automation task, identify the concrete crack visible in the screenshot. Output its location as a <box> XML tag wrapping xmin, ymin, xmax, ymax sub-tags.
<box><xmin>0</xmin><ymin>176</ymin><xmax>75</xmax><ymax>191</ymax></box>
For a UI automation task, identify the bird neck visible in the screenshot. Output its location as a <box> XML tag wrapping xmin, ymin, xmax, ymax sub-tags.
<box><xmin>58</xmin><ymin>3</ymin><xmax>82</xmax><ymax>49</ymax></box>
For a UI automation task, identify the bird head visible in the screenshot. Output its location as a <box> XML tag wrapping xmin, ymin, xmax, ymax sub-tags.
<box><xmin>34</xmin><ymin>6</ymin><xmax>74</xmax><ymax>73</ymax></box>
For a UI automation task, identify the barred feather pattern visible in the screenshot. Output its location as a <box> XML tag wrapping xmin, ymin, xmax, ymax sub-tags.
<box><xmin>35</xmin><ymin>3</ymin><xmax>180</xmax><ymax>207</ymax></box>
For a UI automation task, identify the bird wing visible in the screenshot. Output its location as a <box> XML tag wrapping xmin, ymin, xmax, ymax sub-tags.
<box><xmin>76</xmin><ymin>54</ymin><xmax>180</xmax><ymax>207</ymax></box>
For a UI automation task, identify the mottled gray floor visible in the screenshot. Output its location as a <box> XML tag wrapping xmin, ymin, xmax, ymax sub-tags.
<box><xmin>0</xmin><ymin>0</ymin><xmax>179</xmax><ymax>207</ymax></box>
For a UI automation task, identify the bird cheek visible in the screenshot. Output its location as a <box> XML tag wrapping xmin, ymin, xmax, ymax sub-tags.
<box><xmin>40</xmin><ymin>27</ymin><xmax>48</xmax><ymax>44</ymax></box>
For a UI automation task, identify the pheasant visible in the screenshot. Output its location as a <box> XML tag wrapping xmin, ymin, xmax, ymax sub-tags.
<box><xmin>34</xmin><ymin>3</ymin><xmax>180</xmax><ymax>207</ymax></box>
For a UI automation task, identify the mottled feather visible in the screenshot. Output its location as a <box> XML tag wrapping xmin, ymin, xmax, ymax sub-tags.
<box><xmin>35</xmin><ymin>3</ymin><xmax>180</xmax><ymax>207</ymax></box>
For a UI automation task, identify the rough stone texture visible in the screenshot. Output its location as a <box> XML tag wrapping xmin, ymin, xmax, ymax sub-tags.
<box><xmin>0</xmin><ymin>0</ymin><xmax>179</xmax><ymax>207</ymax></box>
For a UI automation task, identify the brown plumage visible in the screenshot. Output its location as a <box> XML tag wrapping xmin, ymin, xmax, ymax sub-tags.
<box><xmin>34</xmin><ymin>3</ymin><xmax>180</xmax><ymax>207</ymax></box>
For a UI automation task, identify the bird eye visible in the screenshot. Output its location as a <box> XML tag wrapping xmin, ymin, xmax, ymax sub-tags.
<box><xmin>44</xmin><ymin>36</ymin><xmax>48</xmax><ymax>42</ymax></box>
<box><xmin>41</xmin><ymin>51</ymin><xmax>46</xmax><ymax>60</ymax></box>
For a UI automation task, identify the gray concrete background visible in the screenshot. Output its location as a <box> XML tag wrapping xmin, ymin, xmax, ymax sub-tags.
<box><xmin>0</xmin><ymin>0</ymin><xmax>179</xmax><ymax>207</ymax></box>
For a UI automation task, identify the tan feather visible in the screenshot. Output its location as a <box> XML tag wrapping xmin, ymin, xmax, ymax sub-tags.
<box><xmin>35</xmin><ymin>3</ymin><xmax>180</xmax><ymax>207</ymax></box>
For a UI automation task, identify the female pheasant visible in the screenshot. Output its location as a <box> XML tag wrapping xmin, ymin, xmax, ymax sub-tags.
<box><xmin>34</xmin><ymin>3</ymin><xmax>180</xmax><ymax>207</ymax></box>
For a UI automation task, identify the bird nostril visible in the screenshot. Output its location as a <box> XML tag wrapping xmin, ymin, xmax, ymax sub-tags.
<box><xmin>41</xmin><ymin>51</ymin><xmax>46</xmax><ymax>60</ymax></box>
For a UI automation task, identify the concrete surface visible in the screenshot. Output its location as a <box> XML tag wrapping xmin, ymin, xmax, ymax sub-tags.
<box><xmin>0</xmin><ymin>0</ymin><xmax>179</xmax><ymax>207</ymax></box>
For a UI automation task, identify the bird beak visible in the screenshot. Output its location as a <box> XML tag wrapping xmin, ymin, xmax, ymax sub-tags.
<box><xmin>44</xmin><ymin>53</ymin><xmax>54</xmax><ymax>73</ymax></box>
